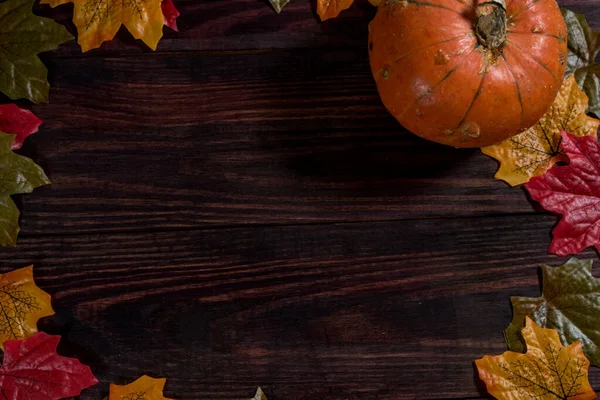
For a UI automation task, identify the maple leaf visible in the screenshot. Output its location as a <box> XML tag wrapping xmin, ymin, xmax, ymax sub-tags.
<box><xmin>562</xmin><ymin>8</ymin><xmax>600</xmax><ymax>118</ymax></box>
<box><xmin>161</xmin><ymin>0</ymin><xmax>179</xmax><ymax>32</ymax></box>
<box><xmin>0</xmin><ymin>132</ymin><xmax>50</xmax><ymax>246</ymax></box>
<box><xmin>0</xmin><ymin>332</ymin><xmax>98</xmax><ymax>399</ymax></box>
<box><xmin>0</xmin><ymin>104</ymin><xmax>42</xmax><ymax>150</ymax></box>
<box><xmin>0</xmin><ymin>0</ymin><xmax>73</xmax><ymax>104</ymax></box>
<box><xmin>41</xmin><ymin>0</ymin><xmax>165</xmax><ymax>52</ymax></box>
<box><xmin>317</xmin><ymin>0</ymin><xmax>353</xmax><ymax>20</ymax></box>
<box><xmin>525</xmin><ymin>132</ymin><xmax>600</xmax><ymax>256</ymax></box>
<box><xmin>505</xmin><ymin>258</ymin><xmax>600</xmax><ymax>367</ymax></box>
<box><xmin>317</xmin><ymin>0</ymin><xmax>380</xmax><ymax>20</ymax></box>
<box><xmin>251</xmin><ymin>387</ymin><xmax>268</xmax><ymax>400</ymax></box>
<box><xmin>481</xmin><ymin>75</ymin><xmax>600</xmax><ymax>186</ymax></box>
<box><xmin>0</xmin><ymin>265</ymin><xmax>54</xmax><ymax>348</ymax></box>
<box><xmin>476</xmin><ymin>317</ymin><xmax>596</xmax><ymax>400</ymax></box>
<box><xmin>109</xmin><ymin>375</ymin><xmax>172</xmax><ymax>400</ymax></box>
<box><xmin>269</xmin><ymin>0</ymin><xmax>290</xmax><ymax>13</ymax></box>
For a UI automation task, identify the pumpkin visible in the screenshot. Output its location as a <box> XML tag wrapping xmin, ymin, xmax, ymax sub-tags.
<box><xmin>368</xmin><ymin>0</ymin><xmax>568</xmax><ymax>148</ymax></box>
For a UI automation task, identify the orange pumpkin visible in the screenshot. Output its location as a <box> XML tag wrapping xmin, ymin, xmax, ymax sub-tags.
<box><xmin>368</xmin><ymin>0</ymin><xmax>567</xmax><ymax>148</ymax></box>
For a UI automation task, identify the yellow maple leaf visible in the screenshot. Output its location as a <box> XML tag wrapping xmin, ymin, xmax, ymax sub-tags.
<box><xmin>110</xmin><ymin>375</ymin><xmax>172</xmax><ymax>400</ymax></box>
<box><xmin>41</xmin><ymin>0</ymin><xmax>164</xmax><ymax>52</ymax></box>
<box><xmin>317</xmin><ymin>0</ymin><xmax>379</xmax><ymax>20</ymax></box>
<box><xmin>481</xmin><ymin>75</ymin><xmax>600</xmax><ymax>186</ymax></box>
<box><xmin>0</xmin><ymin>265</ymin><xmax>54</xmax><ymax>348</ymax></box>
<box><xmin>476</xmin><ymin>317</ymin><xmax>596</xmax><ymax>400</ymax></box>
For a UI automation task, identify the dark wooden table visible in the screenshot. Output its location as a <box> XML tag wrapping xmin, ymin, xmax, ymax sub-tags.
<box><xmin>5</xmin><ymin>0</ymin><xmax>600</xmax><ymax>399</ymax></box>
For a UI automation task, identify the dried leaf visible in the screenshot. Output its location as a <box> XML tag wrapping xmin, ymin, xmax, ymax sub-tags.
<box><xmin>562</xmin><ymin>8</ymin><xmax>600</xmax><ymax>117</ymax></box>
<box><xmin>481</xmin><ymin>75</ymin><xmax>600</xmax><ymax>186</ymax></box>
<box><xmin>0</xmin><ymin>104</ymin><xmax>42</xmax><ymax>150</ymax></box>
<box><xmin>269</xmin><ymin>0</ymin><xmax>290</xmax><ymax>13</ymax></box>
<box><xmin>0</xmin><ymin>265</ymin><xmax>54</xmax><ymax>348</ymax></box>
<box><xmin>506</xmin><ymin>258</ymin><xmax>600</xmax><ymax>367</ymax></box>
<box><xmin>251</xmin><ymin>387</ymin><xmax>268</xmax><ymax>400</ymax></box>
<box><xmin>476</xmin><ymin>317</ymin><xmax>596</xmax><ymax>400</ymax></box>
<box><xmin>162</xmin><ymin>0</ymin><xmax>180</xmax><ymax>32</ymax></box>
<box><xmin>525</xmin><ymin>132</ymin><xmax>600</xmax><ymax>256</ymax></box>
<box><xmin>109</xmin><ymin>375</ymin><xmax>172</xmax><ymax>400</ymax></box>
<box><xmin>41</xmin><ymin>0</ymin><xmax>165</xmax><ymax>52</ymax></box>
<box><xmin>0</xmin><ymin>132</ymin><xmax>50</xmax><ymax>246</ymax></box>
<box><xmin>0</xmin><ymin>332</ymin><xmax>98</xmax><ymax>399</ymax></box>
<box><xmin>0</xmin><ymin>0</ymin><xmax>73</xmax><ymax>103</ymax></box>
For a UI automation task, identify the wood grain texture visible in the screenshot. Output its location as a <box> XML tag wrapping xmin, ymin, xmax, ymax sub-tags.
<box><xmin>8</xmin><ymin>1</ymin><xmax>600</xmax><ymax>400</ymax></box>
<box><xmin>2</xmin><ymin>215</ymin><xmax>598</xmax><ymax>400</ymax></box>
<box><xmin>34</xmin><ymin>0</ymin><xmax>600</xmax><ymax>55</ymax></box>
<box><xmin>20</xmin><ymin>48</ymin><xmax>541</xmax><ymax>235</ymax></box>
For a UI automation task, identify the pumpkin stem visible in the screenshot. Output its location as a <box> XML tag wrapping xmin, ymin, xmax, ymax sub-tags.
<box><xmin>475</xmin><ymin>0</ymin><xmax>507</xmax><ymax>51</ymax></box>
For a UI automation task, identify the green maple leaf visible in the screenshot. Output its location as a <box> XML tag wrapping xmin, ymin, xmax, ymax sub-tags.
<box><xmin>505</xmin><ymin>258</ymin><xmax>600</xmax><ymax>366</ymax></box>
<box><xmin>561</xmin><ymin>8</ymin><xmax>600</xmax><ymax>117</ymax></box>
<box><xmin>0</xmin><ymin>132</ymin><xmax>50</xmax><ymax>246</ymax></box>
<box><xmin>269</xmin><ymin>0</ymin><xmax>290</xmax><ymax>13</ymax></box>
<box><xmin>251</xmin><ymin>387</ymin><xmax>268</xmax><ymax>400</ymax></box>
<box><xmin>0</xmin><ymin>0</ymin><xmax>73</xmax><ymax>103</ymax></box>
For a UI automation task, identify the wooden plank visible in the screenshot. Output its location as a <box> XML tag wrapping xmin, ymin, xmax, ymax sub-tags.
<box><xmin>18</xmin><ymin>49</ymin><xmax>545</xmax><ymax>235</ymax></box>
<box><xmin>36</xmin><ymin>0</ymin><xmax>600</xmax><ymax>55</ymax></box>
<box><xmin>2</xmin><ymin>214</ymin><xmax>598</xmax><ymax>399</ymax></box>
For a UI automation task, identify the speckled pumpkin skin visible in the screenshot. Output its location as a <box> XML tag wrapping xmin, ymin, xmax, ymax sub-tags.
<box><xmin>368</xmin><ymin>0</ymin><xmax>568</xmax><ymax>148</ymax></box>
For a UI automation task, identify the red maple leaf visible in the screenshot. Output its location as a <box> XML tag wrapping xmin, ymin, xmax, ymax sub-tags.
<box><xmin>0</xmin><ymin>332</ymin><xmax>98</xmax><ymax>399</ymax></box>
<box><xmin>0</xmin><ymin>104</ymin><xmax>42</xmax><ymax>150</ymax></box>
<box><xmin>526</xmin><ymin>131</ymin><xmax>600</xmax><ymax>256</ymax></box>
<box><xmin>162</xmin><ymin>0</ymin><xmax>180</xmax><ymax>32</ymax></box>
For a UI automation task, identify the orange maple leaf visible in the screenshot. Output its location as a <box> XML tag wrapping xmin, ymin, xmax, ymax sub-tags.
<box><xmin>41</xmin><ymin>0</ymin><xmax>165</xmax><ymax>52</ymax></box>
<box><xmin>476</xmin><ymin>317</ymin><xmax>596</xmax><ymax>400</ymax></box>
<box><xmin>0</xmin><ymin>265</ymin><xmax>54</xmax><ymax>348</ymax></box>
<box><xmin>110</xmin><ymin>375</ymin><xmax>172</xmax><ymax>400</ymax></box>
<box><xmin>317</xmin><ymin>0</ymin><xmax>380</xmax><ymax>20</ymax></box>
<box><xmin>481</xmin><ymin>75</ymin><xmax>600</xmax><ymax>186</ymax></box>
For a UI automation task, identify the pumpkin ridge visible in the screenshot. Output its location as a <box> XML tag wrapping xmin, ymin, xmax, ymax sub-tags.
<box><xmin>505</xmin><ymin>40</ymin><xmax>559</xmax><ymax>84</ymax></box>
<box><xmin>397</xmin><ymin>67</ymin><xmax>459</xmax><ymax>120</ymax></box>
<box><xmin>453</xmin><ymin>59</ymin><xmax>489</xmax><ymax>134</ymax></box>
<box><xmin>404</xmin><ymin>0</ymin><xmax>462</xmax><ymax>14</ymax></box>
<box><xmin>453</xmin><ymin>0</ymin><xmax>473</xmax><ymax>8</ymax></box>
<box><xmin>391</xmin><ymin>33</ymin><xmax>474</xmax><ymax>66</ymax></box>
<box><xmin>391</xmin><ymin>44</ymin><xmax>482</xmax><ymax>124</ymax></box>
<box><xmin>396</xmin><ymin>48</ymin><xmax>480</xmax><ymax>120</ymax></box>
<box><xmin>507</xmin><ymin>30</ymin><xmax>566</xmax><ymax>43</ymax></box>
<box><xmin>508</xmin><ymin>0</ymin><xmax>543</xmax><ymax>22</ymax></box>
<box><xmin>501</xmin><ymin>53</ymin><xmax>525</xmax><ymax>123</ymax></box>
